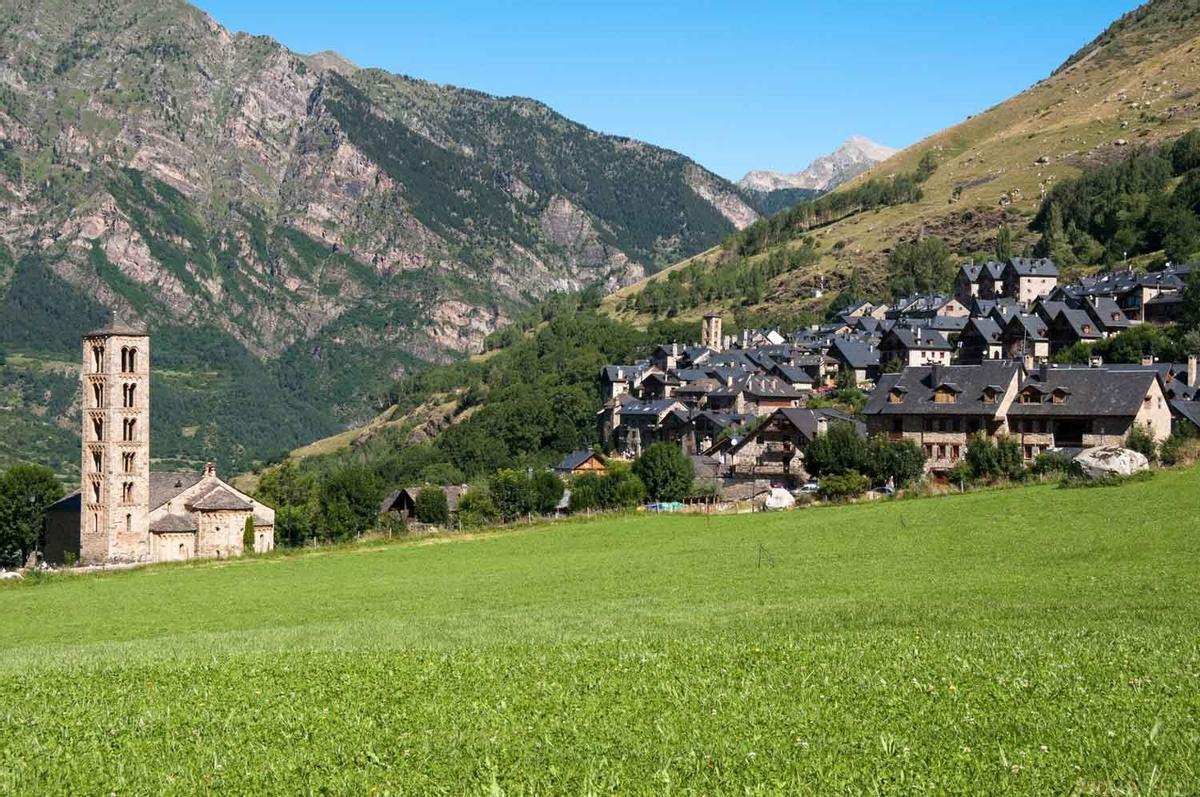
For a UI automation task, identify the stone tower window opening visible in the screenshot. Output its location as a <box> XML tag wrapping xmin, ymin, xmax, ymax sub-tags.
<box><xmin>92</xmin><ymin>346</ymin><xmax>104</xmax><ymax>372</ymax></box>
<box><xmin>122</xmin><ymin>418</ymin><xmax>137</xmax><ymax>442</ymax></box>
<box><xmin>92</xmin><ymin>382</ymin><xmax>104</xmax><ymax>408</ymax></box>
<box><xmin>122</xmin><ymin>383</ymin><xmax>137</xmax><ymax>408</ymax></box>
<box><xmin>120</xmin><ymin>347</ymin><xmax>139</xmax><ymax>373</ymax></box>
<box><xmin>125</xmin><ymin>513</ymin><xmax>132</xmax><ymax>534</ymax></box>
<box><xmin>91</xmin><ymin>480</ymin><xmax>101</xmax><ymax>503</ymax></box>
<box><xmin>92</xmin><ymin>417</ymin><xmax>104</xmax><ymax>441</ymax></box>
<box><xmin>91</xmin><ymin>449</ymin><xmax>103</xmax><ymax>472</ymax></box>
<box><xmin>121</xmin><ymin>482</ymin><xmax>133</xmax><ymax>503</ymax></box>
<box><xmin>122</xmin><ymin>452</ymin><xmax>135</xmax><ymax>473</ymax></box>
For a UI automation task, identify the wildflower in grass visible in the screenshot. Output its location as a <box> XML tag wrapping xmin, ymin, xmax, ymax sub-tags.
<box><xmin>1040</xmin><ymin>745</ymin><xmax>1048</xmax><ymax>753</ymax></box>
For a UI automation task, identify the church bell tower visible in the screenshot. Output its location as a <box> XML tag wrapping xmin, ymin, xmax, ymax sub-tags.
<box><xmin>80</xmin><ymin>317</ymin><xmax>151</xmax><ymax>563</ymax></box>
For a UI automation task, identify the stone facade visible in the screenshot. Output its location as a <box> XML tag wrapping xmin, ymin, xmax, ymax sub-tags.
<box><xmin>43</xmin><ymin>324</ymin><xmax>275</xmax><ymax>565</ymax></box>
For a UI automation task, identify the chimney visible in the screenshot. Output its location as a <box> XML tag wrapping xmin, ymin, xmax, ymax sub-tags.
<box><xmin>204</xmin><ymin>462</ymin><xmax>216</xmax><ymax>478</ymax></box>
<box><xmin>1022</xmin><ymin>354</ymin><xmax>1034</xmax><ymax>371</ymax></box>
<box><xmin>815</xmin><ymin>415</ymin><xmax>829</xmax><ymax>437</ymax></box>
<box><xmin>1141</xmin><ymin>355</ymin><xmax>1154</xmax><ymax>367</ymax></box>
<box><xmin>1039</xmin><ymin>362</ymin><xmax>1050</xmax><ymax>382</ymax></box>
<box><xmin>929</xmin><ymin>362</ymin><xmax>942</xmax><ymax>385</ymax></box>
<box><xmin>1189</xmin><ymin>354</ymin><xmax>1197</xmax><ymax>387</ymax></box>
<box><xmin>1089</xmin><ymin>355</ymin><xmax>1103</xmax><ymax>368</ymax></box>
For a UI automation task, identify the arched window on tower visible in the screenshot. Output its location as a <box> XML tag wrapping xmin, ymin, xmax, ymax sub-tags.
<box><xmin>122</xmin><ymin>452</ymin><xmax>135</xmax><ymax>473</ymax></box>
<box><xmin>121</xmin><ymin>482</ymin><xmax>133</xmax><ymax>503</ymax></box>
<box><xmin>92</xmin><ymin>383</ymin><xmax>104</xmax><ymax>408</ymax></box>
<box><xmin>126</xmin><ymin>348</ymin><xmax>138</xmax><ymax>373</ymax></box>
<box><xmin>92</xmin><ymin>417</ymin><xmax>104</xmax><ymax>441</ymax></box>
<box><xmin>122</xmin><ymin>418</ymin><xmax>136</xmax><ymax>442</ymax></box>
<box><xmin>92</xmin><ymin>449</ymin><xmax>103</xmax><ymax>472</ymax></box>
<box><xmin>91</xmin><ymin>481</ymin><xmax>102</xmax><ymax>502</ymax></box>
<box><xmin>92</xmin><ymin>346</ymin><xmax>105</xmax><ymax>372</ymax></box>
<box><xmin>122</xmin><ymin>383</ymin><xmax>137</xmax><ymax>408</ymax></box>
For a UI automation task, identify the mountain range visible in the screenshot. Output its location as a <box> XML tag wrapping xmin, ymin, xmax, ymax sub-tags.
<box><xmin>0</xmin><ymin>0</ymin><xmax>758</xmax><ymax>476</ymax></box>
<box><xmin>737</xmin><ymin>135</ymin><xmax>899</xmax><ymax>194</ymax></box>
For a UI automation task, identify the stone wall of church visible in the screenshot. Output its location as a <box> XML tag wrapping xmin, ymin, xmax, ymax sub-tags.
<box><xmin>195</xmin><ymin>509</ymin><xmax>252</xmax><ymax>559</ymax></box>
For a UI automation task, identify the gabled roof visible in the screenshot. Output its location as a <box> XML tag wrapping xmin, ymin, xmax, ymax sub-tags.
<box><xmin>554</xmin><ymin>450</ymin><xmax>605</xmax><ymax>473</ymax></box>
<box><xmin>1007</xmin><ymin>256</ymin><xmax>1058</xmax><ymax>277</ymax></box>
<box><xmin>188</xmin><ymin>486</ymin><xmax>253</xmax><ymax>512</ymax></box>
<box><xmin>1004</xmin><ymin>313</ymin><xmax>1049</xmax><ymax>342</ymax></box>
<box><xmin>150</xmin><ymin>471</ymin><xmax>204</xmax><ymax>510</ymax></box>
<box><xmin>883</xmin><ymin>327</ymin><xmax>953</xmax><ymax>351</ymax></box>
<box><xmin>1054</xmin><ymin>308</ymin><xmax>1103</xmax><ymax>340</ymax></box>
<box><xmin>829</xmin><ymin>337</ymin><xmax>880</xmax><ymax>369</ymax></box>
<box><xmin>1171</xmin><ymin>400</ymin><xmax>1200</xmax><ymax>430</ymax></box>
<box><xmin>1009</xmin><ymin>367</ymin><xmax>1158</xmax><ymax>416</ymax></box>
<box><xmin>864</xmin><ymin>362</ymin><xmax>1021</xmax><ymax>416</ymax></box>
<box><xmin>963</xmin><ymin>317</ymin><xmax>1002</xmax><ymax>342</ymax></box>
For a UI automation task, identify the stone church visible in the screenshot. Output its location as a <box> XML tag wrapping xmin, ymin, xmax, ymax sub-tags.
<box><xmin>44</xmin><ymin>320</ymin><xmax>276</xmax><ymax>565</ymax></box>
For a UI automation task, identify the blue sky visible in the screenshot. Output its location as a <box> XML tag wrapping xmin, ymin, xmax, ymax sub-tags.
<box><xmin>194</xmin><ymin>0</ymin><xmax>1139</xmax><ymax>181</ymax></box>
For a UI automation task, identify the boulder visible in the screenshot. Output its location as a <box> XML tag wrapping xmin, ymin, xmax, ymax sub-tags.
<box><xmin>0</xmin><ymin>571</ymin><xmax>23</xmax><ymax>581</ymax></box>
<box><xmin>1073</xmin><ymin>446</ymin><xmax>1149</xmax><ymax>479</ymax></box>
<box><xmin>763</xmin><ymin>487</ymin><xmax>796</xmax><ymax>511</ymax></box>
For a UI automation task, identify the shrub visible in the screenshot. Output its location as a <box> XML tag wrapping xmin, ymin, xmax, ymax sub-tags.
<box><xmin>865</xmin><ymin>436</ymin><xmax>925</xmax><ymax>489</ymax></box>
<box><xmin>568</xmin><ymin>473</ymin><xmax>602</xmax><ymax>512</ymax></box>
<box><xmin>456</xmin><ymin>484</ymin><xmax>499</xmax><ymax>528</ymax></box>
<box><xmin>1160</xmin><ymin>424</ymin><xmax>1200</xmax><ymax>466</ymax></box>
<box><xmin>529</xmin><ymin>469</ymin><xmax>565</xmax><ymax>515</ymax></box>
<box><xmin>242</xmin><ymin>516</ymin><xmax>255</xmax><ymax>553</ymax></box>
<box><xmin>1030</xmin><ymin>451</ymin><xmax>1073</xmax><ymax>476</ymax></box>
<box><xmin>1125</xmin><ymin>425</ymin><xmax>1158</xmax><ymax>464</ymax></box>
<box><xmin>633</xmin><ymin>443</ymin><xmax>694</xmax><ymax>502</ymax></box>
<box><xmin>965</xmin><ymin>434</ymin><xmax>1024</xmax><ymax>481</ymax></box>
<box><xmin>803</xmin><ymin>422</ymin><xmax>867</xmax><ymax>477</ymax></box>
<box><xmin>490</xmin><ymin>469</ymin><xmax>533</xmax><ymax>522</ymax></box>
<box><xmin>818</xmin><ymin>472</ymin><xmax>869</xmax><ymax>502</ymax></box>
<box><xmin>414</xmin><ymin>487</ymin><xmax>450</xmax><ymax>525</ymax></box>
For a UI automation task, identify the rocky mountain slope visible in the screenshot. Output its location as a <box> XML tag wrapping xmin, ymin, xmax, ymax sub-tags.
<box><xmin>0</xmin><ymin>0</ymin><xmax>757</xmax><ymax>476</ymax></box>
<box><xmin>608</xmin><ymin>0</ymin><xmax>1200</xmax><ymax>323</ymax></box>
<box><xmin>738</xmin><ymin>135</ymin><xmax>898</xmax><ymax>193</ymax></box>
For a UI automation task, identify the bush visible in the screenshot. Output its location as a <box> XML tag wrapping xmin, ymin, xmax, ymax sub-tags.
<box><xmin>414</xmin><ymin>487</ymin><xmax>450</xmax><ymax>525</ymax></box>
<box><xmin>865</xmin><ymin>436</ymin><xmax>925</xmax><ymax>489</ymax></box>
<box><xmin>529</xmin><ymin>469</ymin><xmax>565</xmax><ymax>515</ymax></box>
<box><xmin>633</xmin><ymin>443</ymin><xmax>694</xmax><ymax>502</ymax></box>
<box><xmin>818</xmin><ymin>472</ymin><xmax>869</xmax><ymax>502</ymax></box>
<box><xmin>569</xmin><ymin>472</ymin><xmax>602</xmax><ymax>512</ymax></box>
<box><xmin>803</xmin><ymin>422</ymin><xmax>867</xmax><ymax>477</ymax></box>
<box><xmin>1030</xmin><ymin>451</ymin><xmax>1073</xmax><ymax>476</ymax></box>
<box><xmin>965</xmin><ymin>434</ymin><xmax>1024</xmax><ymax>481</ymax></box>
<box><xmin>456</xmin><ymin>484</ymin><xmax>499</xmax><ymax>528</ymax></box>
<box><xmin>1161</xmin><ymin>425</ymin><xmax>1200</xmax><ymax>466</ymax></box>
<box><xmin>490</xmin><ymin>469</ymin><xmax>533</xmax><ymax>522</ymax></box>
<box><xmin>1125</xmin><ymin>425</ymin><xmax>1158</xmax><ymax>464</ymax></box>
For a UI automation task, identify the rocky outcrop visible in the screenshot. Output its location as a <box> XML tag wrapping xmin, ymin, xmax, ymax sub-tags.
<box><xmin>738</xmin><ymin>135</ymin><xmax>898</xmax><ymax>194</ymax></box>
<box><xmin>1073</xmin><ymin>446</ymin><xmax>1150</xmax><ymax>479</ymax></box>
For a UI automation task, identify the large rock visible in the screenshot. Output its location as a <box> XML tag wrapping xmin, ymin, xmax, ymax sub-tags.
<box><xmin>763</xmin><ymin>487</ymin><xmax>797</xmax><ymax>511</ymax></box>
<box><xmin>1073</xmin><ymin>446</ymin><xmax>1149</xmax><ymax>479</ymax></box>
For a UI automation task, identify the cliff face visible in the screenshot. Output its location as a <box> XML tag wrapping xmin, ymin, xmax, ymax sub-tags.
<box><xmin>0</xmin><ymin>0</ymin><xmax>758</xmax><ymax>471</ymax></box>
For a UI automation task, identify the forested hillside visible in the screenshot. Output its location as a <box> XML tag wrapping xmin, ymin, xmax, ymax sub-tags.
<box><xmin>0</xmin><ymin>0</ymin><xmax>757</xmax><ymax>477</ymax></box>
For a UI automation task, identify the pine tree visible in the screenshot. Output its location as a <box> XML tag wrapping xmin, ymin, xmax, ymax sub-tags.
<box><xmin>994</xmin><ymin>224</ymin><xmax>1013</xmax><ymax>261</ymax></box>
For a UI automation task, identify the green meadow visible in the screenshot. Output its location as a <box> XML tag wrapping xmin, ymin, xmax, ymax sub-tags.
<box><xmin>1</xmin><ymin>470</ymin><xmax>1199</xmax><ymax>795</ymax></box>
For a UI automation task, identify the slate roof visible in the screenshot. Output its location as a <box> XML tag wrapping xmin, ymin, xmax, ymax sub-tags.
<box><xmin>554</xmin><ymin>450</ymin><xmax>604</xmax><ymax>473</ymax></box>
<box><xmin>884</xmin><ymin>326</ymin><xmax>953</xmax><ymax>351</ymax></box>
<box><xmin>1005</xmin><ymin>313</ymin><xmax>1049</xmax><ymax>342</ymax></box>
<box><xmin>963</xmin><ymin>317</ymin><xmax>1002</xmax><ymax>342</ymax></box>
<box><xmin>46</xmin><ymin>491</ymin><xmax>82</xmax><ymax>513</ymax></box>
<box><xmin>618</xmin><ymin>399</ymin><xmax>682</xmax><ymax>417</ymax></box>
<box><xmin>1083</xmin><ymin>296</ymin><xmax>1133</xmax><ymax>330</ymax></box>
<box><xmin>188</xmin><ymin>486</ymin><xmax>253</xmax><ymax>512</ymax></box>
<box><xmin>1008</xmin><ymin>256</ymin><xmax>1058</xmax><ymax>277</ymax></box>
<box><xmin>864</xmin><ymin>362</ymin><xmax>1021</xmax><ymax>416</ymax></box>
<box><xmin>85</xmin><ymin>314</ymin><xmax>149</xmax><ymax>337</ymax></box>
<box><xmin>149</xmin><ymin>514</ymin><xmax>198</xmax><ymax>534</ymax></box>
<box><xmin>150</xmin><ymin>471</ymin><xmax>203</xmax><ymax>510</ymax></box>
<box><xmin>1172</xmin><ymin>400</ymin><xmax>1200</xmax><ymax>430</ymax></box>
<box><xmin>1055</xmin><ymin>308</ymin><xmax>1103</xmax><ymax>340</ymax></box>
<box><xmin>829</xmin><ymin>337</ymin><xmax>880</xmax><ymax>369</ymax></box>
<box><xmin>1009</xmin><ymin>367</ymin><xmax>1157</xmax><ymax>417</ymax></box>
<box><xmin>772</xmin><ymin>364</ymin><xmax>815</xmax><ymax>385</ymax></box>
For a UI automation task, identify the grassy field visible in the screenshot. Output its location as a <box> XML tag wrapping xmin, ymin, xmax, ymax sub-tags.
<box><xmin>1</xmin><ymin>470</ymin><xmax>1199</xmax><ymax>794</ymax></box>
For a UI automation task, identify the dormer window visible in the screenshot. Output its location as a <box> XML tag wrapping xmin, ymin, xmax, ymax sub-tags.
<box><xmin>1051</xmin><ymin>389</ymin><xmax>1069</xmax><ymax>405</ymax></box>
<box><xmin>1020</xmin><ymin>389</ymin><xmax>1042</xmax><ymax>404</ymax></box>
<box><xmin>981</xmin><ymin>388</ymin><xmax>998</xmax><ymax>404</ymax></box>
<box><xmin>934</xmin><ymin>387</ymin><xmax>958</xmax><ymax>404</ymax></box>
<box><xmin>888</xmin><ymin>388</ymin><xmax>905</xmax><ymax>404</ymax></box>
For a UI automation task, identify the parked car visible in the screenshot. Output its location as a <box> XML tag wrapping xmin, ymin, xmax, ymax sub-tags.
<box><xmin>797</xmin><ymin>480</ymin><xmax>820</xmax><ymax>495</ymax></box>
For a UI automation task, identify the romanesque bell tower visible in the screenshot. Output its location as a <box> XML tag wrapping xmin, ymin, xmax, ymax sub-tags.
<box><xmin>80</xmin><ymin>318</ymin><xmax>151</xmax><ymax>563</ymax></box>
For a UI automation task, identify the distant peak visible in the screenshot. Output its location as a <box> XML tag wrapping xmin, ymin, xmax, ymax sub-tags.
<box><xmin>302</xmin><ymin>50</ymin><xmax>360</xmax><ymax>76</ymax></box>
<box><xmin>737</xmin><ymin>135</ymin><xmax>900</xmax><ymax>194</ymax></box>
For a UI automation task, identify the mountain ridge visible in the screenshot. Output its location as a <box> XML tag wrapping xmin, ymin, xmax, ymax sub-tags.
<box><xmin>737</xmin><ymin>135</ymin><xmax>899</xmax><ymax>193</ymax></box>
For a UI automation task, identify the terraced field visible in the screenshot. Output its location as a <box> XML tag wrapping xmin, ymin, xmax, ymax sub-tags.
<box><xmin>1</xmin><ymin>468</ymin><xmax>1198</xmax><ymax>794</ymax></box>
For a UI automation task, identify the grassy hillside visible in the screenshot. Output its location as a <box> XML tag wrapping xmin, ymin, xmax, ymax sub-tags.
<box><xmin>605</xmin><ymin>0</ymin><xmax>1200</xmax><ymax>324</ymax></box>
<box><xmin>2</xmin><ymin>468</ymin><xmax>1198</xmax><ymax>793</ymax></box>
